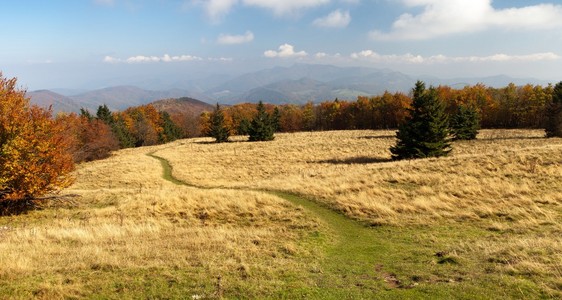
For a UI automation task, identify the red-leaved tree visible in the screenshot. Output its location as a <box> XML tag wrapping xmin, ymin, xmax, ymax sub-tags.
<box><xmin>0</xmin><ymin>74</ymin><xmax>74</xmax><ymax>204</ymax></box>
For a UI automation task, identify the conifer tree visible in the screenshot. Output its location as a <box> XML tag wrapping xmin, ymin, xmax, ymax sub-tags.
<box><xmin>271</xmin><ymin>107</ymin><xmax>281</xmax><ymax>132</ymax></box>
<box><xmin>390</xmin><ymin>81</ymin><xmax>451</xmax><ymax>160</ymax></box>
<box><xmin>545</xmin><ymin>81</ymin><xmax>562</xmax><ymax>138</ymax></box>
<box><xmin>237</xmin><ymin>118</ymin><xmax>251</xmax><ymax>135</ymax></box>
<box><xmin>93</xmin><ymin>105</ymin><xmax>135</xmax><ymax>148</ymax></box>
<box><xmin>80</xmin><ymin>108</ymin><xmax>93</xmax><ymax>120</ymax></box>
<box><xmin>96</xmin><ymin>104</ymin><xmax>112</xmax><ymax>124</ymax></box>
<box><xmin>207</xmin><ymin>104</ymin><xmax>230</xmax><ymax>143</ymax></box>
<box><xmin>111</xmin><ymin>116</ymin><xmax>136</xmax><ymax>148</ymax></box>
<box><xmin>159</xmin><ymin>111</ymin><xmax>182</xmax><ymax>143</ymax></box>
<box><xmin>249</xmin><ymin>101</ymin><xmax>275</xmax><ymax>141</ymax></box>
<box><xmin>450</xmin><ymin>105</ymin><xmax>480</xmax><ymax>140</ymax></box>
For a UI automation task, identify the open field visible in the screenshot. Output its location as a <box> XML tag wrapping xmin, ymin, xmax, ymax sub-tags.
<box><xmin>158</xmin><ymin>129</ymin><xmax>562</xmax><ymax>297</ymax></box>
<box><xmin>0</xmin><ymin>146</ymin><xmax>323</xmax><ymax>299</ymax></box>
<box><xmin>0</xmin><ymin>129</ymin><xmax>561</xmax><ymax>298</ymax></box>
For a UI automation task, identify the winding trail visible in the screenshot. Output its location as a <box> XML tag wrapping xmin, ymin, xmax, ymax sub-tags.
<box><xmin>148</xmin><ymin>151</ymin><xmax>402</xmax><ymax>297</ymax></box>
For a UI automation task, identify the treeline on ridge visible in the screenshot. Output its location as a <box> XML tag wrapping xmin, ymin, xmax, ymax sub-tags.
<box><xmin>2</xmin><ymin>71</ymin><xmax>561</xmax><ymax>207</ymax></box>
<box><xmin>64</xmin><ymin>81</ymin><xmax>560</xmax><ymax>163</ymax></box>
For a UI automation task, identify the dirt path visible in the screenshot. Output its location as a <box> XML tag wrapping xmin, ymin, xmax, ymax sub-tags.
<box><xmin>148</xmin><ymin>151</ymin><xmax>406</xmax><ymax>298</ymax></box>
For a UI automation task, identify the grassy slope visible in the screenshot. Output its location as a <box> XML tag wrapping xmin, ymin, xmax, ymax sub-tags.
<box><xmin>150</xmin><ymin>152</ymin><xmax>549</xmax><ymax>299</ymax></box>
<box><xmin>0</xmin><ymin>147</ymin><xmax>323</xmax><ymax>299</ymax></box>
<box><xmin>0</xmin><ymin>130</ymin><xmax>560</xmax><ymax>299</ymax></box>
<box><xmin>157</xmin><ymin>129</ymin><xmax>562</xmax><ymax>298</ymax></box>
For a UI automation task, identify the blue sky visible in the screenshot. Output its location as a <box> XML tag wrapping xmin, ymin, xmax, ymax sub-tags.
<box><xmin>2</xmin><ymin>0</ymin><xmax>562</xmax><ymax>90</ymax></box>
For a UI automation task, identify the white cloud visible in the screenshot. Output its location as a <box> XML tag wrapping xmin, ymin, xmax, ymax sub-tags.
<box><xmin>103</xmin><ymin>56</ymin><xmax>121</xmax><ymax>63</ymax></box>
<box><xmin>313</xmin><ymin>9</ymin><xmax>351</xmax><ymax>28</ymax></box>
<box><xmin>127</xmin><ymin>55</ymin><xmax>161</xmax><ymax>63</ymax></box>
<box><xmin>243</xmin><ymin>0</ymin><xmax>329</xmax><ymax>16</ymax></box>
<box><xmin>315</xmin><ymin>52</ymin><xmax>328</xmax><ymax>58</ymax></box>
<box><xmin>371</xmin><ymin>0</ymin><xmax>562</xmax><ymax>40</ymax></box>
<box><xmin>452</xmin><ymin>52</ymin><xmax>561</xmax><ymax>63</ymax></box>
<box><xmin>194</xmin><ymin>0</ymin><xmax>329</xmax><ymax>21</ymax></box>
<box><xmin>217</xmin><ymin>31</ymin><xmax>254</xmax><ymax>44</ymax></box>
<box><xmin>194</xmin><ymin>0</ymin><xmax>239</xmax><ymax>22</ymax></box>
<box><xmin>208</xmin><ymin>57</ymin><xmax>234</xmax><ymax>61</ymax></box>
<box><xmin>264</xmin><ymin>44</ymin><xmax>308</xmax><ymax>58</ymax></box>
<box><xmin>103</xmin><ymin>54</ymin><xmax>204</xmax><ymax>63</ymax></box>
<box><xmin>350</xmin><ymin>50</ymin><xmax>561</xmax><ymax>64</ymax></box>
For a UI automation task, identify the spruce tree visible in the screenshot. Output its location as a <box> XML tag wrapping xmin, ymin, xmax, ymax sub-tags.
<box><xmin>159</xmin><ymin>111</ymin><xmax>183</xmax><ymax>143</ymax></box>
<box><xmin>545</xmin><ymin>81</ymin><xmax>562</xmax><ymax>138</ymax></box>
<box><xmin>96</xmin><ymin>104</ymin><xmax>113</xmax><ymax>124</ymax></box>
<box><xmin>237</xmin><ymin>118</ymin><xmax>251</xmax><ymax>135</ymax></box>
<box><xmin>207</xmin><ymin>104</ymin><xmax>230</xmax><ymax>143</ymax></box>
<box><xmin>390</xmin><ymin>81</ymin><xmax>451</xmax><ymax>160</ymax></box>
<box><xmin>450</xmin><ymin>105</ymin><xmax>480</xmax><ymax>140</ymax></box>
<box><xmin>271</xmin><ymin>107</ymin><xmax>281</xmax><ymax>132</ymax></box>
<box><xmin>248</xmin><ymin>101</ymin><xmax>275</xmax><ymax>141</ymax></box>
<box><xmin>111</xmin><ymin>116</ymin><xmax>136</xmax><ymax>148</ymax></box>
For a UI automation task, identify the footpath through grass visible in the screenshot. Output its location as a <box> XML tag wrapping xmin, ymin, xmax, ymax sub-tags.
<box><xmin>149</xmin><ymin>152</ymin><xmax>550</xmax><ymax>299</ymax></box>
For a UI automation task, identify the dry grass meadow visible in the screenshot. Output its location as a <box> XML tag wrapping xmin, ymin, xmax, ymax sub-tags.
<box><xmin>0</xmin><ymin>129</ymin><xmax>561</xmax><ymax>298</ymax></box>
<box><xmin>0</xmin><ymin>145</ymin><xmax>323</xmax><ymax>299</ymax></box>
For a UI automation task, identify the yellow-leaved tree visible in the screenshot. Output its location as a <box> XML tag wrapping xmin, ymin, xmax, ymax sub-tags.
<box><xmin>0</xmin><ymin>73</ymin><xmax>74</xmax><ymax>208</ymax></box>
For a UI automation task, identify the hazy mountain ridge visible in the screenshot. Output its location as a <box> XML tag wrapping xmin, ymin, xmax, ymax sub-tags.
<box><xmin>29</xmin><ymin>86</ymin><xmax>205</xmax><ymax>113</ymax></box>
<box><xmin>27</xmin><ymin>64</ymin><xmax>552</xmax><ymax>113</ymax></box>
<box><xmin>150</xmin><ymin>97</ymin><xmax>214</xmax><ymax>116</ymax></box>
<box><xmin>27</xmin><ymin>90</ymin><xmax>82</xmax><ymax>113</ymax></box>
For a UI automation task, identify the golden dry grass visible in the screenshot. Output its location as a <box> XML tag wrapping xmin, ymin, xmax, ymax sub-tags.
<box><xmin>158</xmin><ymin>130</ymin><xmax>561</xmax><ymax>227</ymax></box>
<box><xmin>1</xmin><ymin>129</ymin><xmax>561</xmax><ymax>298</ymax></box>
<box><xmin>0</xmin><ymin>145</ymin><xmax>321</xmax><ymax>298</ymax></box>
<box><xmin>156</xmin><ymin>129</ymin><xmax>562</xmax><ymax>296</ymax></box>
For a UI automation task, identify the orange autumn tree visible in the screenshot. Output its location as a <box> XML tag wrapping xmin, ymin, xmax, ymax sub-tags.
<box><xmin>0</xmin><ymin>74</ymin><xmax>74</xmax><ymax>203</ymax></box>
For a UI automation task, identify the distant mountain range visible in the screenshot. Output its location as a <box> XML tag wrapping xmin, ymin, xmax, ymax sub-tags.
<box><xmin>28</xmin><ymin>86</ymin><xmax>205</xmax><ymax>113</ymax></box>
<box><xmin>27</xmin><ymin>63</ymin><xmax>553</xmax><ymax>113</ymax></box>
<box><xmin>150</xmin><ymin>97</ymin><xmax>214</xmax><ymax>116</ymax></box>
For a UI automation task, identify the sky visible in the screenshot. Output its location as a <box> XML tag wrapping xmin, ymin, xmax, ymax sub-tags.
<box><xmin>2</xmin><ymin>0</ymin><xmax>562</xmax><ymax>90</ymax></box>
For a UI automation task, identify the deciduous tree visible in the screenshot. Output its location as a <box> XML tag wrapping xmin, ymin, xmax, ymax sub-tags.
<box><xmin>0</xmin><ymin>74</ymin><xmax>74</xmax><ymax>203</ymax></box>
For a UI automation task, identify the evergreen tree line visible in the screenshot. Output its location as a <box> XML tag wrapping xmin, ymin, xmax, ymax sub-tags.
<box><xmin>391</xmin><ymin>80</ymin><xmax>561</xmax><ymax>160</ymax></box>
<box><xmin>207</xmin><ymin>101</ymin><xmax>277</xmax><ymax>143</ymax></box>
<box><xmin>59</xmin><ymin>81</ymin><xmax>562</xmax><ymax>163</ymax></box>
<box><xmin>214</xmin><ymin>82</ymin><xmax>561</xmax><ymax>135</ymax></box>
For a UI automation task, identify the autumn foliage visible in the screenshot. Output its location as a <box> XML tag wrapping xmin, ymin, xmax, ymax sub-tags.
<box><xmin>0</xmin><ymin>74</ymin><xmax>74</xmax><ymax>203</ymax></box>
<box><xmin>197</xmin><ymin>82</ymin><xmax>556</xmax><ymax>135</ymax></box>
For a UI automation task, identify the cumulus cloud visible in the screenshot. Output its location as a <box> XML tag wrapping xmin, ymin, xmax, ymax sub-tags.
<box><xmin>371</xmin><ymin>0</ymin><xmax>562</xmax><ymax>40</ymax></box>
<box><xmin>350</xmin><ymin>50</ymin><xmax>561</xmax><ymax>64</ymax></box>
<box><xmin>103</xmin><ymin>54</ymin><xmax>204</xmax><ymax>63</ymax></box>
<box><xmin>264</xmin><ymin>44</ymin><xmax>308</xmax><ymax>58</ymax></box>
<box><xmin>313</xmin><ymin>9</ymin><xmax>351</xmax><ymax>28</ymax></box>
<box><xmin>217</xmin><ymin>31</ymin><xmax>254</xmax><ymax>44</ymax></box>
